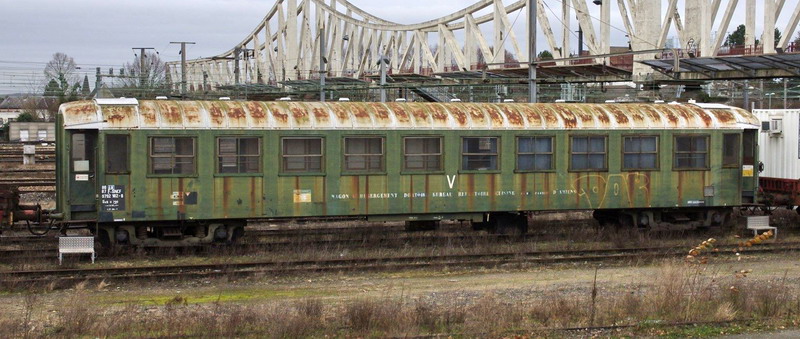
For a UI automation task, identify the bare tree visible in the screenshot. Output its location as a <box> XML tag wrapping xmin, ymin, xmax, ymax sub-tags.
<box><xmin>44</xmin><ymin>52</ymin><xmax>78</xmax><ymax>84</ymax></box>
<box><xmin>119</xmin><ymin>52</ymin><xmax>168</xmax><ymax>90</ymax></box>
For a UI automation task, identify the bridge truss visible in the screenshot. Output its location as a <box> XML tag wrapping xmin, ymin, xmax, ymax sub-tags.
<box><xmin>166</xmin><ymin>0</ymin><xmax>800</xmax><ymax>95</ymax></box>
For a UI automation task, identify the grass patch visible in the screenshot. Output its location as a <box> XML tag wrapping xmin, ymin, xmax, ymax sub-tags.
<box><xmin>100</xmin><ymin>287</ymin><xmax>330</xmax><ymax>306</ymax></box>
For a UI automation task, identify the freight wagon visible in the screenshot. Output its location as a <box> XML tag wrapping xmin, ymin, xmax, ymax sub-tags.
<box><xmin>6</xmin><ymin>99</ymin><xmax>758</xmax><ymax>246</ymax></box>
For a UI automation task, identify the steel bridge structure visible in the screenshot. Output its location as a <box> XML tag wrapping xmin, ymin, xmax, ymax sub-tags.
<box><xmin>166</xmin><ymin>0</ymin><xmax>800</xmax><ymax>96</ymax></box>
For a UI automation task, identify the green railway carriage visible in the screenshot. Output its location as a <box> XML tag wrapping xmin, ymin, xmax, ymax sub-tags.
<box><xmin>56</xmin><ymin>99</ymin><xmax>760</xmax><ymax>246</ymax></box>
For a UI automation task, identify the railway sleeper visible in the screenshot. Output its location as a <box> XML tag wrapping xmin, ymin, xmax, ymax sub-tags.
<box><xmin>98</xmin><ymin>221</ymin><xmax>245</xmax><ymax>247</ymax></box>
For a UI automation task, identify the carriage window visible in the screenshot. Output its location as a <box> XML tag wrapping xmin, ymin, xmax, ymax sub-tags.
<box><xmin>571</xmin><ymin>136</ymin><xmax>606</xmax><ymax>171</ymax></box>
<box><xmin>71</xmin><ymin>133</ymin><xmax>95</xmax><ymax>173</ymax></box>
<box><xmin>623</xmin><ymin>136</ymin><xmax>658</xmax><ymax>170</ymax></box>
<box><xmin>722</xmin><ymin>134</ymin><xmax>740</xmax><ymax>167</ymax></box>
<box><xmin>517</xmin><ymin>136</ymin><xmax>553</xmax><ymax>171</ymax></box>
<box><xmin>404</xmin><ymin>137</ymin><xmax>442</xmax><ymax>171</ymax></box>
<box><xmin>106</xmin><ymin>134</ymin><xmax>129</xmax><ymax>173</ymax></box>
<box><xmin>149</xmin><ymin>137</ymin><xmax>195</xmax><ymax>175</ymax></box>
<box><xmin>674</xmin><ymin>135</ymin><xmax>708</xmax><ymax>169</ymax></box>
<box><xmin>218</xmin><ymin>137</ymin><xmax>261</xmax><ymax>174</ymax></box>
<box><xmin>462</xmin><ymin>137</ymin><xmax>499</xmax><ymax>171</ymax></box>
<box><xmin>344</xmin><ymin>137</ymin><xmax>384</xmax><ymax>172</ymax></box>
<box><xmin>282</xmin><ymin>138</ymin><xmax>323</xmax><ymax>173</ymax></box>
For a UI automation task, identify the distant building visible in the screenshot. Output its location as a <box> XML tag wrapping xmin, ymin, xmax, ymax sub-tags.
<box><xmin>0</xmin><ymin>96</ymin><xmax>58</xmax><ymax>124</ymax></box>
<box><xmin>8</xmin><ymin>122</ymin><xmax>56</xmax><ymax>142</ymax></box>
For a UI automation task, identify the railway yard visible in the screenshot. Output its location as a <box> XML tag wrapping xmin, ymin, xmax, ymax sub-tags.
<box><xmin>3</xmin><ymin>130</ymin><xmax>800</xmax><ymax>337</ymax></box>
<box><xmin>1</xmin><ymin>212</ymin><xmax>800</xmax><ymax>337</ymax></box>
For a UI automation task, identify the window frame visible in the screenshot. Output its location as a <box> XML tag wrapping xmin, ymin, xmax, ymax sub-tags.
<box><xmin>621</xmin><ymin>135</ymin><xmax>659</xmax><ymax>171</ymax></box>
<box><xmin>279</xmin><ymin>136</ymin><xmax>325</xmax><ymax>176</ymax></box>
<box><xmin>402</xmin><ymin>136</ymin><xmax>444</xmax><ymax>173</ymax></box>
<box><xmin>105</xmin><ymin>133</ymin><xmax>130</xmax><ymax>174</ymax></box>
<box><xmin>673</xmin><ymin>134</ymin><xmax>710</xmax><ymax>170</ymax></box>
<box><xmin>515</xmin><ymin>135</ymin><xmax>555</xmax><ymax>172</ymax></box>
<box><xmin>215</xmin><ymin>136</ymin><xmax>262</xmax><ymax>176</ymax></box>
<box><xmin>569</xmin><ymin>135</ymin><xmax>608</xmax><ymax>172</ymax></box>
<box><xmin>460</xmin><ymin>136</ymin><xmax>501</xmax><ymax>173</ymax></box>
<box><xmin>342</xmin><ymin>136</ymin><xmax>386</xmax><ymax>175</ymax></box>
<box><xmin>721</xmin><ymin>133</ymin><xmax>741</xmax><ymax>168</ymax></box>
<box><xmin>148</xmin><ymin>136</ymin><xmax>197</xmax><ymax>176</ymax></box>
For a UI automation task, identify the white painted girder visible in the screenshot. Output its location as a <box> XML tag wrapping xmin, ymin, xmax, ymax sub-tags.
<box><xmin>167</xmin><ymin>0</ymin><xmax>788</xmax><ymax>91</ymax></box>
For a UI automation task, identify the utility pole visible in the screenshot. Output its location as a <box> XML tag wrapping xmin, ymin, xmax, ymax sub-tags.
<box><xmin>379</xmin><ymin>55</ymin><xmax>389</xmax><ymax>103</ymax></box>
<box><xmin>319</xmin><ymin>28</ymin><xmax>326</xmax><ymax>102</ymax></box>
<box><xmin>170</xmin><ymin>41</ymin><xmax>196</xmax><ymax>97</ymax></box>
<box><xmin>132</xmin><ymin>47</ymin><xmax>155</xmax><ymax>90</ymax></box>
<box><xmin>528</xmin><ymin>0</ymin><xmax>537</xmax><ymax>103</ymax></box>
<box><xmin>234</xmin><ymin>47</ymin><xmax>242</xmax><ymax>85</ymax></box>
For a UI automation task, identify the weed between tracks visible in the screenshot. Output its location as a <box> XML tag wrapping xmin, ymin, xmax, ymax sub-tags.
<box><xmin>2</xmin><ymin>259</ymin><xmax>800</xmax><ymax>338</ymax></box>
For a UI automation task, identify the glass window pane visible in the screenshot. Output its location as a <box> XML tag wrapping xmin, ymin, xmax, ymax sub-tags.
<box><xmin>723</xmin><ymin>134</ymin><xmax>739</xmax><ymax>166</ymax></box>
<box><xmin>694</xmin><ymin>137</ymin><xmax>707</xmax><ymax>152</ymax></box>
<box><xmin>219</xmin><ymin>138</ymin><xmax>237</xmax><ymax>155</ymax></box>
<box><xmin>239</xmin><ymin>138</ymin><xmax>259</xmax><ymax>155</ymax></box>
<box><xmin>589</xmin><ymin>137</ymin><xmax>605</xmax><ymax>153</ymax></box>
<box><xmin>175</xmin><ymin>138</ymin><xmax>193</xmax><ymax>156</ymax></box>
<box><xmin>106</xmin><ymin>135</ymin><xmax>129</xmax><ymax>173</ymax></box>
<box><xmin>535</xmin><ymin>137</ymin><xmax>552</xmax><ymax>153</ymax></box>
<box><xmin>640</xmin><ymin>154</ymin><xmax>657</xmax><ymax>168</ymax></box>
<box><xmin>624</xmin><ymin>137</ymin><xmax>639</xmax><ymax>152</ymax></box>
<box><xmin>589</xmin><ymin>154</ymin><xmax>605</xmax><ymax>169</ymax></box>
<box><xmin>572</xmin><ymin>137</ymin><xmax>587</xmax><ymax>152</ymax></box>
<box><xmin>572</xmin><ymin>155</ymin><xmax>587</xmax><ymax>170</ymax></box>
<box><xmin>152</xmin><ymin>138</ymin><xmax>174</xmax><ymax>154</ymax></box>
<box><xmin>534</xmin><ymin>154</ymin><xmax>552</xmax><ymax>170</ymax></box>
<box><xmin>676</xmin><ymin>137</ymin><xmax>691</xmax><ymax>152</ymax></box>
<box><xmin>624</xmin><ymin>154</ymin><xmax>638</xmax><ymax>169</ymax></box>
<box><xmin>641</xmin><ymin>137</ymin><xmax>657</xmax><ymax>152</ymax></box>
<box><xmin>518</xmin><ymin>154</ymin><xmax>534</xmax><ymax>170</ymax></box>
<box><xmin>518</xmin><ymin>138</ymin><xmax>534</xmax><ymax>153</ymax></box>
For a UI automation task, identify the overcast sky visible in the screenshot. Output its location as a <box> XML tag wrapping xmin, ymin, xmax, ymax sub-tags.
<box><xmin>1</xmin><ymin>0</ymin><xmax>797</xmax><ymax>94</ymax></box>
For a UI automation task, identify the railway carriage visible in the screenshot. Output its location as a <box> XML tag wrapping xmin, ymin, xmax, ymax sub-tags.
<box><xmin>52</xmin><ymin>99</ymin><xmax>760</xmax><ymax>246</ymax></box>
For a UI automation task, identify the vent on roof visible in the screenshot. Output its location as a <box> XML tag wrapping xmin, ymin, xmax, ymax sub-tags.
<box><xmin>277</xmin><ymin>97</ymin><xmax>292</xmax><ymax>101</ymax></box>
<box><xmin>395</xmin><ymin>98</ymin><xmax>407</xmax><ymax>102</ymax></box>
<box><xmin>155</xmin><ymin>96</ymin><xmax>168</xmax><ymax>100</ymax></box>
<box><xmin>219</xmin><ymin>97</ymin><xmax>231</xmax><ymax>101</ymax></box>
<box><xmin>450</xmin><ymin>98</ymin><xmax>462</xmax><ymax>102</ymax></box>
<box><xmin>503</xmin><ymin>99</ymin><xmax>515</xmax><ymax>103</ymax></box>
<box><xmin>338</xmin><ymin>98</ymin><xmax>350</xmax><ymax>102</ymax></box>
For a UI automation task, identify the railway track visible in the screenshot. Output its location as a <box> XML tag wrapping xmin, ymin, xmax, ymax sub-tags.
<box><xmin>2</xmin><ymin>243</ymin><xmax>797</xmax><ymax>289</ymax></box>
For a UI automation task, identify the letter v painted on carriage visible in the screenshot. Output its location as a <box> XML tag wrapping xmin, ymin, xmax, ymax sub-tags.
<box><xmin>447</xmin><ymin>175</ymin><xmax>457</xmax><ymax>189</ymax></box>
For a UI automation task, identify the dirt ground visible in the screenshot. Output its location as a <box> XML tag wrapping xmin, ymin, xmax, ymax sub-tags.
<box><xmin>3</xmin><ymin>250</ymin><xmax>800</xmax><ymax>335</ymax></box>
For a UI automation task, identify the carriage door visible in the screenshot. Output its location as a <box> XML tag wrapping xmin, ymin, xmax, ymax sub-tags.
<box><xmin>69</xmin><ymin>130</ymin><xmax>98</xmax><ymax>213</ymax></box>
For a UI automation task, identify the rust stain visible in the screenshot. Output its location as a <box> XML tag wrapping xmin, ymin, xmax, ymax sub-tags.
<box><xmin>552</xmin><ymin>105</ymin><xmax>578</xmax><ymax>129</ymax></box>
<box><xmin>484</xmin><ymin>105</ymin><xmax>504</xmax><ymax>126</ymax></box>
<box><xmin>289</xmin><ymin>104</ymin><xmax>311</xmax><ymax>126</ymax></box>
<box><xmin>409</xmin><ymin>103</ymin><xmax>431</xmax><ymax>127</ymax></box>
<box><xmin>178</xmin><ymin>178</ymin><xmax>185</xmax><ymax>215</ymax></box>
<box><xmin>429</xmin><ymin>104</ymin><xmax>449</xmax><ymax>126</ymax></box>
<box><xmin>521</xmin><ymin>106</ymin><xmax>544</xmax><ymax>127</ymax></box>
<box><xmin>266</xmin><ymin>103</ymin><xmax>289</xmax><ymax>125</ymax></box>
<box><xmin>488</xmin><ymin>174</ymin><xmax>496</xmax><ymax>210</ymax></box>
<box><xmin>104</xmin><ymin>106</ymin><xmax>135</xmax><ymax>126</ymax></box>
<box><xmin>465</xmin><ymin>104</ymin><xmax>487</xmax><ymax>126</ymax></box>
<box><xmin>311</xmin><ymin>106</ymin><xmax>330</xmax><ymax>125</ymax></box>
<box><xmin>605</xmin><ymin>105</ymin><xmax>629</xmax><ymax>125</ymax></box>
<box><xmin>709</xmin><ymin>109</ymin><xmax>735</xmax><ymax>124</ymax></box>
<box><xmin>158</xmin><ymin>102</ymin><xmax>183</xmax><ymax>125</ymax></box>
<box><xmin>247</xmin><ymin>102</ymin><xmax>268</xmax><ymax>126</ymax></box>
<box><xmin>639</xmin><ymin>105</ymin><xmax>663</xmax><ymax>124</ymax></box>
<box><xmin>330</xmin><ymin>104</ymin><xmax>351</xmax><ymax>124</ymax></box>
<box><xmin>350</xmin><ymin>103</ymin><xmax>372</xmax><ymax>127</ymax></box>
<box><xmin>467</xmin><ymin>174</ymin><xmax>475</xmax><ymax>211</ymax></box>
<box><xmin>387</xmin><ymin>103</ymin><xmax>411</xmax><ymax>124</ymax></box>
<box><xmin>447</xmin><ymin>105</ymin><xmax>469</xmax><ymax>126</ymax></box>
<box><xmin>368</xmin><ymin>103</ymin><xmax>391</xmax><ymax>127</ymax></box>
<box><xmin>408</xmin><ymin>175</ymin><xmax>414</xmax><ymax>213</ymax></box>
<box><xmin>520</xmin><ymin>174</ymin><xmax>527</xmax><ymax>209</ymax></box>
<box><xmin>181</xmin><ymin>102</ymin><xmax>202</xmax><ymax>126</ymax></box>
<box><xmin>223</xmin><ymin>177</ymin><xmax>230</xmax><ymax>216</ymax></box>
<box><xmin>139</xmin><ymin>102</ymin><xmax>158</xmax><ymax>126</ymax></box>
<box><xmin>156</xmin><ymin>179</ymin><xmax>163</xmax><ymax>220</ymax></box>
<box><xmin>208</xmin><ymin>103</ymin><xmax>226</xmax><ymax>126</ymax></box>
<box><xmin>250</xmin><ymin>177</ymin><xmax>257</xmax><ymax>216</ymax></box>
<box><xmin>499</xmin><ymin>105</ymin><xmax>524</xmax><ymax>127</ymax></box>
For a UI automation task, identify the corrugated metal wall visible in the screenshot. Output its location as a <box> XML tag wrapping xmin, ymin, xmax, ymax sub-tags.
<box><xmin>754</xmin><ymin>109</ymin><xmax>800</xmax><ymax>180</ymax></box>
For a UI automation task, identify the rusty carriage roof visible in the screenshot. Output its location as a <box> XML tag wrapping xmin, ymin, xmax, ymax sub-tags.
<box><xmin>58</xmin><ymin>99</ymin><xmax>760</xmax><ymax>130</ymax></box>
